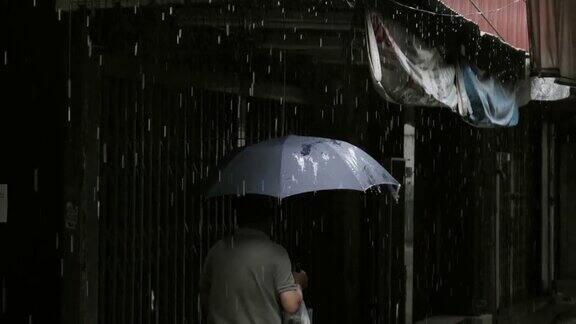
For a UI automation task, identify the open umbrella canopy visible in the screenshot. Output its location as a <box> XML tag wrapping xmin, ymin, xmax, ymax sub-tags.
<box><xmin>208</xmin><ymin>135</ymin><xmax>400</xmax><ymax>199</ymax></box>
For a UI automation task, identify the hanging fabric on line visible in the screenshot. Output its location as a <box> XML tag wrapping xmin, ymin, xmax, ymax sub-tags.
<box><xmin>365</xmin><ymin>10</ymin><xmax>458</xmax><ymax>109</ymax></box>
<box><xmin>365</xmin><ymin>10</ymin><xmax>567</xmax><ymax>128</ymax></box>
<box><xmin>454</xmin><ymin>60</ymin><xmax>520</xmax><ymax>127</ymax></box>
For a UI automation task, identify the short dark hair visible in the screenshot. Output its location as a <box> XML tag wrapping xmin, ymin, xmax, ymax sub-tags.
<box><xmin>234</xmin><ymin>196</ymin><xmax>277</xmax><ymax>226</ymax></box>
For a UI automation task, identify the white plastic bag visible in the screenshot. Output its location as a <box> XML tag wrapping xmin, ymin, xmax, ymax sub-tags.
<box><xmin>283</xmin><ymin>300</ymin><xmax>312</xmax><ymax>324</ymax></box>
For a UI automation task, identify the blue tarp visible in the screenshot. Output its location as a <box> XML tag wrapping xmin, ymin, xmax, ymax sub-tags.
<box><xmin>456</xmin><ymin>61</ymin><xmax>520</xmax><ymax>127</ymax></box>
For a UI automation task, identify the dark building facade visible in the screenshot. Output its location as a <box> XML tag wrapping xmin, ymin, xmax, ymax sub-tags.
<box><xmin>1</xmin><ymin>1</ymin><xmax>574</xmax><ymax>324</ymax></box>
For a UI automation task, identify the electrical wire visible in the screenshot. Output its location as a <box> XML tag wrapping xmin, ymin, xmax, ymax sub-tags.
<box><xmin>386</xmin><ymin>0</ymin><xmax>523</xmax><ymax>18</ymax></box>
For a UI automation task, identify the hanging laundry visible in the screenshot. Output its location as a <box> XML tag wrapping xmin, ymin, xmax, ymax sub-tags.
<box><xmin>454</xmin><ymin>60</ymin><xmax>520</xmax><ymax>127</ymax></box>
<box><xmin>366</xmin><ymin>11</ymin><xmax>457</xmax><ymax>108</ymax></box>
<box><xmin>365</xmin><ymin>10</ymin><xmax>563</xmax><ymax>128</ymax></box>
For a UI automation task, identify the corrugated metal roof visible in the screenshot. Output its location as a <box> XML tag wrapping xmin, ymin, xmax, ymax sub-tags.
<box><xmin>440</xmin><ymin>0</ymin><xmax>529</xmax><ymax>50</ymax></box>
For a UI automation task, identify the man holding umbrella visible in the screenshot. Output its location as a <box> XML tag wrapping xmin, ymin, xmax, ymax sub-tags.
<box><xmin>200</xmin><ymin>198</ymin><xmax>309</xmax><ymax>323</ymax></box>
<box><xmin>202</xmin><ymin>135</ymin><xmax>400</xmax><ymax>323</ymax></box>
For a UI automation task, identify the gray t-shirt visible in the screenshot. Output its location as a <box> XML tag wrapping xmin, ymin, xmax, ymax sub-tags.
<box><xmin>200</xmin><ymin>228</ymin><xmax>297</xmax><ymax>324</ymax></box>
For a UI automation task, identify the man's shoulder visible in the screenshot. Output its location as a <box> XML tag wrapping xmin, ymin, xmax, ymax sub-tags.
<box><xmin>269</xmin><ymin>241</ymin><xmax>288</xmax><ymax>252</ymax></box>
<box><xmin>211</xmin><ymin>231</ymin><xmax>288</xmax><ymax>257</ymax></box>
<box><xmin>267</xmin><ymin>241</ymin><xmax>290</xmax><ymax>259</ymax></box>
<box><xmin>206</xmin><ymin>238</ymin><xmax>228</xmax><ymax>256</ymax></box>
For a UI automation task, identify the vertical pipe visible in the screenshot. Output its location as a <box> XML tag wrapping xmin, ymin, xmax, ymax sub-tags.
<box><xmin>163</xmin><ymin>88</ymin><xmax>171</xmax><ymax>324</ymax></box>
<box><xmin>389</xmin><ymin>157</ymin><xmax>405</xmax><ymax>323</ymax></box>
<box><xmin>549</xmin><ymin>124</ymin><xmax>556</xmax><ymax>284</ymax></box>
<box><xmin>130</xmin><ymin>81</ymin><xmax>137</xmax><ymax>324</ymax></box>
<box><xmin>173</xmin><ymin>90</ymin><xmax>180</xmax><ymax>324</ymax></box>
<box><xmin>281</xmin><ymin>50</ymin><xmax>286</xmax><ymax>137</ymax></box>
<box><xmin>100</xmin><ymin>78</ymin><xmax>110</xmax><ymax>324</ymax></box>
<box><xmin>138</xmin><ymin>81</ymin><xmax>145</xmax><ymax>324</ymax></box>
<box><xmin>121</xmin><ymin>80</ymin><xmax>128</xmax><ymax>324</ymax></box>
<box><xmin>181</xmin><ymin>87</ymin><xmax>186</xmax><ymax>324</ymax></box>
<box><xmin>155</xmin><ymin>86</ymin><xmax>162</xmax><ymax>324</ymax></box>
<box><xmin>145</xmin><ymin>82</ymin><xmax>153</xmax><ymax>324</ymax></box>
<box><xmin>111</xmin><ymin>78</ymin><xmax>119</xmax><ymax>324</ymax></box>
<box><xmin>238</xmin><ymin>95</ymin><xmax>246</xmax><ymax>148</ymax></box>
<box><xmin>541</xmin><ymin>121</ymin><xmax>549</xmax><ymax>291</ymax></box>
<box><xmin>509</xmin><ymin>153</ymin><xmax>514</xmax><ymax>303</ymax></box>
<box><xmin>495</xmin><ymin>154</ymin><xmax>501</xmax><ymax>309</ymax></box>
<box><xmin>403</xmin><ymin>107</ymin><xmax>415</xmax><ymax>324</ymax></box>
<box><xmin>80</xmin><ymin>62</ymin><xmax>101</xmax><ymax>324</ymax></box>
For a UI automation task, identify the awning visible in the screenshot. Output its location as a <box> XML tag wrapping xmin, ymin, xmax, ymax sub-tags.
<box><xmin>440</xmin><ymin>0</ymin><xmax>529</xmax><ymax>51</ymax></box>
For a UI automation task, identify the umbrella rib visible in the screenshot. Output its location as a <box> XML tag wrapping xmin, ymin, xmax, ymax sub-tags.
<box><xmin>326</xmin><ymin>141</ymin><xmax>399</xmax><ymax>192</ymax></box>
<box><xmin>277</xmin><ymin>135</ymin><xmax>290</xmax><ymax>199</ymax></box>
<box><xmin>325</xmin><ymin>142</ymin><xmax>367</xmax><ymax>191</ymax></box>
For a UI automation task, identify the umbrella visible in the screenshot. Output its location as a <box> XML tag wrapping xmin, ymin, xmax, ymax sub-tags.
<box><xmin>207</xmin><ymin>135</ymin><xmax>401</xmax><ymax>199</ymax></box>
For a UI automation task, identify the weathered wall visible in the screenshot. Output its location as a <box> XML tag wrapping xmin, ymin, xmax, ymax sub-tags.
<box><xmin>0</xmin><ymin>1</ymin><xmax>66</xmax><ymax>323</ymax></box>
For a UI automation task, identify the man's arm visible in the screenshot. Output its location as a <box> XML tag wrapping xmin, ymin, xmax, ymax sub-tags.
<box><xmin>274</xmin><ymin>247</ymin><xmax>308</xmax><ymax>314</ymax></box>
<box><xmin>279</xmin><ymin>285</ymin><xmax>303</xmax><ymax>314</ymax></box>
<box><xmin>279</xmin><ymin>270</ymin><xmax>308</xmax><ymax>313</ymax></box>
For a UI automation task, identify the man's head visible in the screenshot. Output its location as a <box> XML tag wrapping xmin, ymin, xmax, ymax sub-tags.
<box><xmin>234</xmin><ymin>196</ymin><xmax>277</xmax><ymax>230</ymax></box>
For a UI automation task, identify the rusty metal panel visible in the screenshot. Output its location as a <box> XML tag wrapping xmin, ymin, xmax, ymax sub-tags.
<box><xmin>441</xmin><ymin>0</ymin><xmax>529</xmax><ymax>50</ymax></box>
